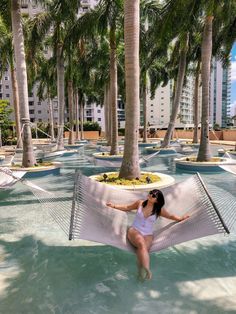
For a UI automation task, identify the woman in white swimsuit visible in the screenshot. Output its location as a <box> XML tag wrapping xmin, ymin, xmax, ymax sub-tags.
<box><xmin>107</xmin><ymin>189</ymin><xmax>189</xmax><ymax>280</ymax></box>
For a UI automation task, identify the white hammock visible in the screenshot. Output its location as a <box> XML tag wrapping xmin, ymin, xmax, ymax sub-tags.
<box><xmin>220</xmin><ymin>164</ymin><xmax>236</xmax><ymax>175</ymax></box>
<box><xmin>0</xmin><ymin>167</ymin><xmax>49</xmax><ymax>192</ymax></box>
<box><xmin>0</xmin><ymin>167</ymin><xmax>26</xmax><ymax>189</ymax></box>
<box><xmin>30</xmin><ymin>171</ymin><xmax>235</xmax><ymax>253</ymax></box>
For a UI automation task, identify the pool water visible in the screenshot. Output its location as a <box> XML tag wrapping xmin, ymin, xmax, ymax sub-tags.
<box><xmin>0</xmin><ymin>144</ymin><xmax>236</xmax><ymax>314</ymax></box>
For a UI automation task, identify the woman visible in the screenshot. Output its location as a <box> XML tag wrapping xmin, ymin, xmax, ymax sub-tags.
<box><xmin>106</xmin><ymin>189</ymin><xmax>189</xmax><ymax>280</ymax></box>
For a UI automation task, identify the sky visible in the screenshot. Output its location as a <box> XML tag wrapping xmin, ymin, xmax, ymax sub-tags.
<box><xmin>231</xmin><ymin>43</ymin><xmax>236</xmax><ymax>116</ymax></box>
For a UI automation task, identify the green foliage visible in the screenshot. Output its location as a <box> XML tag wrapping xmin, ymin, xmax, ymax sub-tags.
<box><xmin>31</xmin><ymin>122</ymin><xmax>51</xmax><ymax>138</ymax></box>
<box><xmin>96</xmin><ymin>172</ymin><xmax>161</xmax><ymax>186</ymax></box>
<box><xmin>83</xmin><ymin>121</ymin><xmax>101</xmax><ymax>131</ymax></box>
<box><xmin>118</xmin><ymin>128</ymin><xmax>125</xmax><ymax>136</ymax></box>
<box><xmin>0</xmin><ymin>100</ymin><xmax>13</xmax><ymax>144</ymax></box>
<box><xmin>213</xmin><ymin>123</ymin><xmax>221</xmax><ymax>131</ymax></box>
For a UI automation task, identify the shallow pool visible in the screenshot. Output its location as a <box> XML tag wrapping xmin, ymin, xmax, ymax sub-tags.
<box><xmin>0</xmin><ymin>144</ymin><xmax>236</xmax><ymax>314</ymax></box>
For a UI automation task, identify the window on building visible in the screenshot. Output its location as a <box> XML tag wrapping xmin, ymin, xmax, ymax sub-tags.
<box><xmin>161</xmin><ymin>97</ymin><xmax>164</xmax><ymax>99</ymax></box>
<box><xmin>29</xmin><ymin>101</ymin><xmax>34</xmax><ymax>106</ymax></box>
<box><xmin>151</xmin><ymin>104</ymin><xmax>153</xmax><ymax>106</ymax></box>
<box><xmin>38</xmin><ymin>101</ymin><xmax>41</xmax><ymax>106</ymax></box>
<box><xmin>29</xmin><ymin>110</ymin><xmax>34</xmax><ymax>114</ymax></box>
<box><xmin>97</xmin><ymin>109</ymin><xmax>101</xmax><ymax>113</ymax></box>
<box><xmin>6</xmin><ymin>94</ymin><xmax>9</xmax><ymax>98</ymax></box>
<box><xmin>161</xmin><ymin>103</ymin><xmax>164</xmax><ymax>105</ymax></box>
<box><xmin>38</xmin><ymin>110</ymin><xmax>41</xmax><ymax>114</ymax></box>
<box><xmin>151</xmin><ymin>115</ymin><xmax>153</xmax><ymax>118</ymax></box>
<box><xmin>151</xmin><ymin>110</ymin><xmax>153</xmax><ymax>112</ymax></box>
<box><xmin>4</xmin><ymin>77</ymin><xmax>8</xmax><ymax>81</ymax></box>
<box><xmin>161</xmin><ymin>115</ymin><xmax>164</xmax><ymax>117</ymax></box>
<box><xmin>0</xmin><ymin>93</ymin><xmax>2</xmax><ymax>99</ymax></box>
<box><xmin>5</xmin><ymin>85</ymin><xmax>9</xmax><ymax>89</ymax></box>
<box><xmin>98</xmin><ymin>118</ymin><xmax>101</xmax><ymax>121</ymax></box>
<box><xmin>53</xmin><ymin>101</ymin><xmax>58</xmax><ymax>108</ymax></box>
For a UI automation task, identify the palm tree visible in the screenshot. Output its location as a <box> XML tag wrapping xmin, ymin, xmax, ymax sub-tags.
<box><xmin>28</xmin><ymin>0</ymin><xmax>79</xmax><ymax>150</ymax></box>
<box><xmin>36</xmin><ymin>57</ymin><xmax>57</xmax><ymax>141</ymax></box>
<box><xmin>119</xmin><ymin>0</ymin><xmax>140</xmax><ymax>179</ymax></box>
<box><xmin>0</xmin><ymin>14</ymin><xmax>22</xmax><ymax>148</ymax></box>
<box><xmin>161</xmin><ymin>33</ymin><xmax>189</xmax><ymax>148</ymax></box>
<box><xmin>192</xmin><ymin>61</ymin><xmax>201</xmax><ymax>144</ymax></box>
<box><xmin>11</xmin><ymin>0</ymin><xmax>35</xmax><ymax>166</ymax></box>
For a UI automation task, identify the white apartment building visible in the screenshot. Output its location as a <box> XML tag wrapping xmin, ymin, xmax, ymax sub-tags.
<box><xmin>146</xmin><ymin>76</ymin><xmax>195</xmax><ymax>129</ymax></box>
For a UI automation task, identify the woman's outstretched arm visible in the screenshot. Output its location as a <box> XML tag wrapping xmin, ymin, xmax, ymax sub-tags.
<box><xmin>106</xmin><ymin>200</ymin><xmax>141</xmax><ymax>212</ymax></box>
<box><xmin>160</xmin><ymin>208</ymin><xmax>190</xmax><ymax>222</ymax></box>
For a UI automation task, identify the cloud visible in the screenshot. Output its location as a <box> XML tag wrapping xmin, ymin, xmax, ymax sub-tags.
<box><xmin>231</xmin><ymin>61</ymin><xmax>236</xmax><ymax>82</ymax></box>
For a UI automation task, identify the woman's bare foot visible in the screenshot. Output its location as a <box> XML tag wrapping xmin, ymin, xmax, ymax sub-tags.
<box><xmin>138</xmin><ymin>267</ymin><xmax>152</xmax><ymax>281</ymax></box>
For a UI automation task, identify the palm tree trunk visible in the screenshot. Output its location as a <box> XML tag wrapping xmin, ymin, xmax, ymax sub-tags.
<box><xmin>11</xmin><ymin>0</ymin><xmax>35</xmax><ymax>167</ymax></box>
<box><xmin>142</xmin><ymin>74</ymin><xmax>147</xmax><ymax>143</ymax></box>
<box><xmin>109</xmin><ymin>26</ymin><xmax>118</xmax><ymax>155</ymax></box>
<box><xmin>68</xmin><ymin>80</ymin><xmax>75</xmax><ymax>145</ymax></box>
<box><xmin>103</xmin><ymin>85</ymin><xmax>108</xmax><ymax>140</ymax></box>
<box><xmin>48</xmin><ymin>93</ymin><xmax>55</xmax><ymax>141</ymax></box>
<box><xmin>119</xmin><ymin>0</ymin><xmax>140</xmax><ymax>179</ymax></box>
<box><xmin>197</xmin><ymin>16</ymin><xmax>213</xmax><ymax>162</ymax></box>
<box><xmin>10</xmin><ymin>66</ymin><xmax>22</xmax><ymax>148</ymax></box>
<box><xmin>161</xmin><ymin>33</ymin><xmax>189</xmax><ymax>148</ymax></box>
<box><xmin>75</xmin><ymin>90</ymin><xmax>80</xmax><ymax>140</ymax></box>
<box><xmin>56</xmin><ymin>43</ymin><xmax>65</xmax><ymax>150</ymax></box>
<box><xmin>193</xmin><ymin>61</ymin><xmax>200</xmax><ymax>144</ymax></box>
<box><xmin>106</xmin><ymin>84</ymin><xmax>112</xmax><ymax>145</ymax></box>
<box><xmin>79</xmin><ymin>97</ymin><xmax>84</xmax><ymax>140</ymax></box>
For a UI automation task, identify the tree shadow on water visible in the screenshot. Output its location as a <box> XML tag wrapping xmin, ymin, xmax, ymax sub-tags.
<box><xmin>0</xmin><ymin>236</ymin><xmax>236</xmax><ymax>314</ymax></box>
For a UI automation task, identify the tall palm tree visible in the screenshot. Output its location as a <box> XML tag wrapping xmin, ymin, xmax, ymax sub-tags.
<box><xmin>36</xmin><ymin>57</ymin><xmax>57</xmax><ymax>141</ymax></box>
<box><xmin>192</xmin><ymin>61</ymin><xmax>201</xmax><ymax>144</ymax></box>
<box><xmin>29</xmin><ymin>0</ymin><xmax>79</xmax><ymax>150</ymax></box>
<box><xmin>11</xmin><ymin>0</ymin><xmax>35</xmax><ymax>166</ymax></box>
<box><xmin>161</xmin><ymin>33</ymin><xmax>189</xmax><ymax>148</ymax></box>
<box><xmin>0</xmin><ymin>14</ymin><xmax>22</xmax><ymax>148</ymax></box>
<box><xmin>119</xmin><ymin>0</ymin><xmax>140</xmax><ymax>179</ymax></box>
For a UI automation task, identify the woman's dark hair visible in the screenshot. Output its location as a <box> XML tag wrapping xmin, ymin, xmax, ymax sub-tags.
<box><xmin>142</xmin><ymin>189</ymin><xmax>165</xmax><ymax>217</ymax></box>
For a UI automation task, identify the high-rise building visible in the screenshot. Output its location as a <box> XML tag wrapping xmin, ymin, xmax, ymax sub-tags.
<box><xmin>146</xmin><ymin>76</ymin><xmax>195</xmax><ymax>130</ymax></box>
<box><xmin>210</xmin><ymin>59</ymin><xmax>231</xmax><ymax>128</ymax></box>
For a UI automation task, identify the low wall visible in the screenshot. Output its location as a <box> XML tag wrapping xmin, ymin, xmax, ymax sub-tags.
<box><xmin>222</xmin><ymin>130</ymin><xmax>236</xmax><ymax>141</ymax></box>
<box><xmin>64</xmin><ymin>131</ymin><xmax>100</xmax><ymax>140</ymax></box>
<box><xmin>152</xmin><ymin>129</ymin><xmax>235</xmax><ymax>141</ymax></box>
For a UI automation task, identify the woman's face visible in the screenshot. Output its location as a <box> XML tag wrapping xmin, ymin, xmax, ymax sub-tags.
<box><xmin>148</xmin><ymin>191</ymin><xmax>158</xmax><ymax>203</ymax></box>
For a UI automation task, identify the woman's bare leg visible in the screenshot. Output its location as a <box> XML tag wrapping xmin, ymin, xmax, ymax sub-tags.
<box><xmin>127</xmin><ymin>228</ymin><xmax>153</xmax><ymax>280</ymax></box>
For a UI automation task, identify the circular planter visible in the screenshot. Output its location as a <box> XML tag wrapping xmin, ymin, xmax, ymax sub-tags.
<box><xmin>96</xmin><ymin>140</ymin><xmax>108</xmax><ymax>146</ymax></box>
<box><xmin>64</xmin><ymin>144</ymin><xmax>84</xmax><ymax>149</ymax></box>
<box><xmin>145</xmin><ymin>147</ymin><xmax>177</xmax><ymax>155</ymax></box>
<box><xmin>39</xmin><ymin>151</ymin><xmax>64</xmax><ymax>161</ymax></box>
<box><xmin>89</xmin><ymin>171</ymin><xmax>175</xmax><ymax>191</ymax></box>
<box><xmin>180</xmin><ymin>142</ymin><xmax>200</xmax><ymax>148</ymax></box>
<box><xmin>218</xmin><ymin>149</ymin><xmax>236</xmax><ymax>157</ymax></box>
<box><xmin>138</xmin><ymin>141</ymin><xmax>160</xmax><ymax>148</ymax></box>
<box><xmin>175</xmin><ymin>156</ymin><xmax>233</xmax><ymax>172</ymax></box>
<box><xmin>9</xmin><ymin>162</ymin><xmax>61</xmax><ymax>178</ymax></box>
<box><xmin>93</xmin><ymin>152</ymin><xmax>123</xmax><ymax>162</ymax></box>
<box><xmin>75</xmin><ymin>140</ymin><xmax>88</xmax><ymax>144</ymax></box>
<box><xmin>61</xmin><ymin>149</ymin><xmax>82</xmax><ymax>157</ymax></box>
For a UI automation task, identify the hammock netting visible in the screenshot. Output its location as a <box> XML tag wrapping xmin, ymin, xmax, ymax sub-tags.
<box><xmin>0</xmin><ymin>167</ymin><xmax>26</xmax><ymax>189</ymax></box>
<box><xmin>29</xmin><ymin>171</ymin><xmax>236</xmax><ymax>253</ymax></box>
